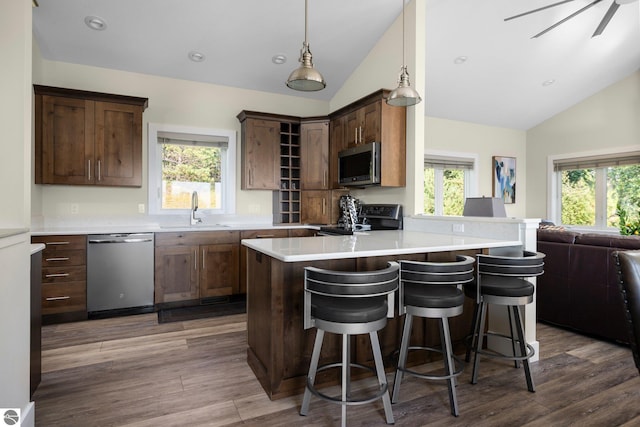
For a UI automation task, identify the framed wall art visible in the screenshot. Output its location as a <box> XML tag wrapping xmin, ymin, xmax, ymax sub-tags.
<box><xmin>493</xmin><ymin>156</ymin><xmax>516</xmax><ymax>204</ymax></box>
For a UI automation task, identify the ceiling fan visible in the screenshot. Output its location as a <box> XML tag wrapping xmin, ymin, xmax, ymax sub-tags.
<box><xmin>505</xmin><ymin>0</ymin><xmax>638</xmax><ymax>38</ymax></box>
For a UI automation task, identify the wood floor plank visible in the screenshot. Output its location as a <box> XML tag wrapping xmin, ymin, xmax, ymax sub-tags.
<box><xmin>35</xmin><ymin>315</ymin><xmax>640</xmax><ymax>427</ymax></box>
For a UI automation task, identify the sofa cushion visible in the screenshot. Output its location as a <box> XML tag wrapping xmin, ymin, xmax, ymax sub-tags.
<box><xmin>575</xmin><ymin>233</ymin><xmax>640</xmax><ymax>249</ymax></box>
<box><xmin>537</xmin><ymin>228</ymin><xmax>580</xmax><ymax>244</ymax></box>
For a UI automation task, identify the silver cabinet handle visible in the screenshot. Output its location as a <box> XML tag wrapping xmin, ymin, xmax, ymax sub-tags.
<box><xmin>46</xmin><ymin>241</ymin><xmax>70</xmax><ymax>246</ymax></box>
<box><xmin>46</xmin><ymin>257</ymin><xmax>69</xmax><ymax>262</ymax></box>
<box><xmin>46</xmin><ymin>296</ymin><xmax>71</xmax><ymax>301</ymax></box>
<box><xmin>45</xmin><ymin>273</ymin><xmax>70</xmax><ymax>278</ymax></box>
<box><xmin>322</xmin><ymin>198</ymin><xmax>327</xmax><ymax>215</ymax></box>
<box><xmin>359</xmin><ymin>126</ymin><xmax>363</xmax><ymax>143</ymax></box>
<box><xmin>202</xmin><ymin>248</ymin><xmax>206</xmax><ymax>270</ymax></box>
<box><xmin>194</xmin><ymin>249</ymin><xmax>197</xmax><ymax>271</ymax></box>
<box><xmin>355</xmin><ymin>128</ymin><xmax>358</xmax><ymax>144</ymax></box>
<box><xmin>97</xmin><ymin>159</ymin><xmax>101</xmax><ymax>182</ymax></box>
<box><xmin>88</xmin><ymin>159</ymin><xmax>91</xmax><ymax>181</ymax></box>
<box><xmin>256</xmin><ymin>234</ymin><xmax>275</xmax><ymax>238</ymax></box>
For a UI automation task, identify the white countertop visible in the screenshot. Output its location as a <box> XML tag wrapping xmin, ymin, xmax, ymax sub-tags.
<box><xmin>242</xmin><ymin>230</ymin><xmax>522</xmax><ymax>262</ymax></box>
<box><xmin>30</xmin><ymin>223</ymin><xmax>309</xmax><ymax>236</ymax></box>
<box><xmin>31</xmin><ymin>243</ymin><xmax>45</xmax><ymax>255</ymax></box>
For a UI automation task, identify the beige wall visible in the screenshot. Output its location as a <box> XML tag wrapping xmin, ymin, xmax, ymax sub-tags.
<box><xmin>526</xmin><ymin>70</ymin><xmax>640</xmax><ymax>220</ymax></box>
<box><xmin>424</xmin><ymin>117</ymin><xmax>527</xmax><ymax>218</ymax></box>
<box><xmin>32</xmin><ymin>58</ymin><xmax>329</xmax><ymax>219</ymax></box>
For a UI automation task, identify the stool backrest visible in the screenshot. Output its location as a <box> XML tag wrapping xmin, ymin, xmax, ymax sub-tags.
<box><xmin>304</xmin><ymin>261</ymin><xmax>399</xmax><ymax>330</ymax></box>
<box><xmin>613</xmin><ymin>250</ymin><xmax>640</xmax><ymax>374</ymax></box>
<box><xmin>475</xmin><ymin>251</ymin><xmax>545</xmax><ymax>303</ymax></box>
<box><xmin>398</xmin><ymin>255</ymin><xmax>475</xmax><ymax>313</ymax></box>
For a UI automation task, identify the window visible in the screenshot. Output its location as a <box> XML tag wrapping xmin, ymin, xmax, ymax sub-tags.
<box><xmin>551</xmin><ymin>150</ymin><xmax>640</xmax><ymax>230</ymax></box>
<box><xmin>148</xmin><ymin>123</ymin><xmax>236</xmax><ymax>215</ymax></box>
<box><xmin>423</xmin><ymin>152</ymin><xmax>478</xmax><ymax>215</ymax></box>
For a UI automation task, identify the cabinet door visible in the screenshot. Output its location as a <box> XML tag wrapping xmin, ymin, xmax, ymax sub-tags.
<box><xmin>242</xmin><ymin>118</ymin><xmax>281</xmax><ymax>190</ymax></box>
<box><xmin>155</xmin><ymin>245</ymin><xmax>199</xmax><ymax>303</ymax></box>
<box><xmin>94</xmin><ymin>101</ymin><xmax>143</xmax><ymax>187</ymax></box>
<box><xmin>240</xmin><ymin>229</ymin><xmax>289</xmax><ymax>294</ymax></box>
<box><xmin>301</xmin><ymin>190</ymin><xmax>330</xmax><ymax>224</ymax></box>
<box><xmin>200</xmin><ymin>243</ymin><xmax>240</xmax><ymax>298</ymax></box>
<box><xmin>345</xmin><ymin>109</ymin><xmax>362</xmax><ymax>147</ymax></box>
<box><xmin>361</xmin><ymin>101</ymin><xmax>381</xmax><ymax>144</ymax></box>
<box><xmin>40</xmin><ymin>96</ymin><xmax>94</xmax><ymax>185</ymax></box>
<box><xmin>329</xmin><ymin>115</ymin><xmax>347</xmax><ymax>189</ymax></box>
<box><xmin>300</xmin><ymin>121</ymin><xmax>329</xmax><ymax>190</ymax></box>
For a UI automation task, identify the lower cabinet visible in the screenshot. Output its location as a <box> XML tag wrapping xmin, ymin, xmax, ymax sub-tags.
<box><xmin>154</xmin><ymin>231</ymin><xmax>240</xmax><ymax>305</ymax></box>
<box><xmin>31</xmin><ymin>234</ymin><xmax>87</xmax><ymax>324</ymax></box>
<box><xmin>301</xmin><ymin>189</ymin><xmax>348</xmax><ymax>225</ymax></box>
<box><xmin>239</xmin><ymin>229</ymin><xmax>290</xmax><ymax>294</ymax></box>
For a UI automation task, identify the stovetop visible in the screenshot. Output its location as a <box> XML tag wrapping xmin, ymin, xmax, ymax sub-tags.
<box><xmin>319</xmin><ymin>204</ymin><xmax>402</xmax><ymax>235</ymax></box>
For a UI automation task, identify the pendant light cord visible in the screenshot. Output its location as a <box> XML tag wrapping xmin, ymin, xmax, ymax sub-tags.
<box><xmin>304</xmin><ymin>0</ymin><xmax>309</xmax><ymax>46</ymax></box>
<box><xmin>402</xmin><ymin>0</ymin><xmax>405</xmax><ymax>67</ymax></box>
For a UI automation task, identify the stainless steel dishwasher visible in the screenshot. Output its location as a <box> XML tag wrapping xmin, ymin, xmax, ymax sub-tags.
<box><xmin>87</xmin><ymin>233</ymin><xmax>155</xmax><ymax>314</ymax></box>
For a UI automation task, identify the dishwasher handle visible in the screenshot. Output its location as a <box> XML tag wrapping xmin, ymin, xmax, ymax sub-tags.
<box><xmin>88</xmin><ymin>233</ymin><xmax>154</xmax><ymax>244</ymax></box>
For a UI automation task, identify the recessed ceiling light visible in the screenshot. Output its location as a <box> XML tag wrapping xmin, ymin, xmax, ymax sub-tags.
<box><xmin>272</xmin><ymin>54</ymin><xmax>287</xmax><ymax>65</ymax></box>
<box><xmin>453</xmin><ymin>56</ymin><xmax>468</xmax><ymax>65</ymax></box>
<box><xmin>188</xmin><ymin>51</ymin><xmax>206</xmax><ymax>62</ymax></box>
<box><xmin>542</xmin><ymin>79</ymin><xmax>556</xmax><ymax>87</ymax></box>
<box><xmin>84</xmin><ymin>16</ymin><xmax>107</xmax><ymax>31</ymax></box>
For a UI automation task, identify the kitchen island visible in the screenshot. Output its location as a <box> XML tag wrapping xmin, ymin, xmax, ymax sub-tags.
<box><xmin>242</xmin><ymin>230</ymin><xmax>522</xmax><ymax>399</ymax></box>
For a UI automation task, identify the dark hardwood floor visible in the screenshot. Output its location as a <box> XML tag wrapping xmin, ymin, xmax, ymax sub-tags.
<box><xmin>34</xmin><ymin>313</ymin><xmax>640</xmax><ymax>426</ymax></box>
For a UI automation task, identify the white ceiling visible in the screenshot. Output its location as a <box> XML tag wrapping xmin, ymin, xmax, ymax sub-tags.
<box><xmin>32</xmin><ymin>0</ymin><xmax>640</xmax><ymax>130</ymax></box>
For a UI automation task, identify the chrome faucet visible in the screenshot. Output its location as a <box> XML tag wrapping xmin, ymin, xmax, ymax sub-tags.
<box><xmin>190</xmin><ymin>191</ymin><xmax>202</xmax><ymax>225</ymax></box>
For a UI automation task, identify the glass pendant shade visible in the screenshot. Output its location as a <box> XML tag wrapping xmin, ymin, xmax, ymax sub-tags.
<box><xmin>286</xmin><ymin>0</ymin><xmax>326</xmax><ymax>92</ymax></box>
<box><xmin>387</xmin><ymin>66</ymin><xmax>421</xmax><ymax>106</ymax></box>
<box><xmin>286</xmin><ymin>42</ymin><xmax>326</xmax><ymax>91</ymax></box>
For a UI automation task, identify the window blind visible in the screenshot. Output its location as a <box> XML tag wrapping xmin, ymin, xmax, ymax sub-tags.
<box><xmin>553</xmin><ymin>151</ymin><xmax>640</xmax><ymax>171</ymax></box>
<box><xmin>157</xmin><ymin>131</ymin><xmax>229</xmax><ymax>148</ymax></box>
<box><xmin>424</xmin><ymin>155</ymin><xmax>474</xmax><ymax>170</ymax></box>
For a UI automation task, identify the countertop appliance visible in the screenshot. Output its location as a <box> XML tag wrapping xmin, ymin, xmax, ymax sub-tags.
<box><xmin>87</xmin><ymin>233</ymin><xmax>154</xmax><ymax>316</ymax></box>
<box><xmin>319</xmin><ymin>204</ymin><xmax>403</xmax><ymax>235</ymax></box>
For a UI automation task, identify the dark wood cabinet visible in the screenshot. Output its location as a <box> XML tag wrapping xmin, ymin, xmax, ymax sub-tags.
<box><xmin>34</xmin><ymin>85</ymin><xmax>147</xmax><ymax>187</ymax></box>
<box><xmin>155</xmin><ymin>231</ymin><xmax>240</xmax><ymax>304</ymax></box>
<box><xmin>300</xmin><ymin>119</ymin><xmax>329</xmax><ymax>190</ymax></box>
<box><xmin>329</xmin><ymin>89</ymin><xmax>406</xmax><ymax>188</ymax></box>
<box><xmin>237</xmin><ymin>112</ymin><xmax>281</xmax><ymax>190</ymax></box>
<box><xmin>239</xmin><ymin>229</ymin><xmax>290</xmax><ymax>294</ymax></box>
<box><xmin>300</xmin><ymin>189</ymin><xmax>347</xmax><ymax>225</ymax></box>
<box><xmin>31</xmin><ymin>234</ymin><xmax>88</xmax><ymax>324</ymax></box>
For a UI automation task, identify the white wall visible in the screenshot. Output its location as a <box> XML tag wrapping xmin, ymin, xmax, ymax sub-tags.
<box><xmin>0</xmin><ymin>0</ymin><xmax>33</xmax><ymax>425</ymax></box>
<box><xmin>526</xmin><ymin>70</ymin><xmax>640</xmax><ymax>219</ymax></box>
<box><xmin>32</xmin><ymin>57</ymin><xmax>329</xmax><ymax>220</ymax></box>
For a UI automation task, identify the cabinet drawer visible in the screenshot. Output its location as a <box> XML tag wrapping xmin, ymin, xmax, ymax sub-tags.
<box><xmin>156</xmin><ymin>231</ymin><xmax>239</xmax><ymax>246</ymax></box>
<box><xmin>240</xmin><ymin>229</ymin><xmax>290</xmax><ymax>240</ymax></box>
<box><xmin>42</xmin><ymin>249</ymin><xmax>86</xmax><ymax>267</ymax></box>
<box><xmin>42</xmin><ymin>282</ymin><xmax>87</xmax><ymax>314</ymax></box>
<box><xmin>33</xmin><ymin>235</ymin><xmax>87</xmax><ymax>251</ymax></box>
<box><xmin>42</xmin><ymin>266</ymin><xmax>86</xmax><ymax>283</ymax></box>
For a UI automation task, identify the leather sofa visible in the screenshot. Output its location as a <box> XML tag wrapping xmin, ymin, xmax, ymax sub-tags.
<box><xmin>536</xmin><ymin>228</ymin><xmax>640</xmax><ymax>344</ymax></box>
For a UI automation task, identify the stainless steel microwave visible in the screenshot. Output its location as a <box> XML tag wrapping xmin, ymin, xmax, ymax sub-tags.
<box><xmin>338</xmin><ymin>142</ymin><xmax>381</xmax><ymax>186</ymax></box>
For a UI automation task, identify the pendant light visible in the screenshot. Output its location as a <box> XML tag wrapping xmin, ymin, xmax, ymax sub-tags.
<box><xmin>387</xmin><ymin>0</ymin><xmax>422</xmax><ymax>106</ymax></box>
<box><xmin>286</xmin><ymin>0</ymin><xmax>326</xmax><ymax>91</ymax></box>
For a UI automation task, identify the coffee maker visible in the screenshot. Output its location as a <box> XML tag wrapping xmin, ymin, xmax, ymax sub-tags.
<box><xmin>337</xmin><ymin>195</ymin><xmax>371</xmax><ymax>232</ymax></box>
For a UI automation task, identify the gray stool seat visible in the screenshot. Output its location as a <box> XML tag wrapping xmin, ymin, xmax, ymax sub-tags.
<box><xmin>312</xmin><ymin>295</ymin><xmax>388</xmax><ymax>324</ymax></box>
<box><xmin>466</xmin><ymin>251</ymin><xmax>545</xmax><ymax>393</ymax></box>
<box><xmin>392</xmin><ymin>255</ymin><xmax>475</xmax><ymax>417</ymax></box>
<box><xmin>300</xmin><ymin>262</ymin><xmax>399</xmax><ymax>427</ymax></box>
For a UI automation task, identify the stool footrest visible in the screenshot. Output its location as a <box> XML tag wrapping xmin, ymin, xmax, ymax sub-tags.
<box><xmin>306</xmin><ymin>362</ymin><xmax>389</xmax><ymax>406</ymax></box>
<box><xmin>471</xmin><ymin>331</ymin><xmax>535</xmax><ymax>362</ymax></box>
<box><xmin>396</xmin><ymin>345</ymin><xmax>464</xmax><ymax>381</ymax></box>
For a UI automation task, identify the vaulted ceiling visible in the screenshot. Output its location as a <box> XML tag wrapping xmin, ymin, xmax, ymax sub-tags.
<box><xmin>32</xmin><ymin>0</ymin><xmax>640</xmax><ymax>130</ymax></box>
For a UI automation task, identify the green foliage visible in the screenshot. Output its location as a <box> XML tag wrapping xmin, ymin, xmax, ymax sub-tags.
<box><xmin>561</xmin><ymin>171</ymin><xmax>595</xmax><ymax>225</ymax></box>
<box><xmin>424</xmin><ymin>168</ymin><xmax>435</xmax><ymax>214</ymax></box>
<box><xmin>162</xmin><ymin>144</ymin><xmax>221</xmax><ymax>183</ymax></box>
<box><xmin>616</xmin><ymin>202</ymin><xmax>640</xmax><ymax>236</ymax></box>
<box><xmin>443</xmin><ymin>169</ymin><xmax>464</xmax><ymax>215</ymax></box>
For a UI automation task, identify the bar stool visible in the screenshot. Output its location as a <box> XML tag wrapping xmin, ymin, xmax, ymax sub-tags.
<box><xmin>466</xmin><ymin>251</ymin><xmax>545</xmax><ymax>392</ymax></box>
<box><xmin>391</xmin><ymin>256</ymin><xmax>475</xmax><ymax>417</ymax></box>
<box><xmin>300</xmin><ymin>262</ymin><xmax>399</xmax><ymax>427</ymax></box>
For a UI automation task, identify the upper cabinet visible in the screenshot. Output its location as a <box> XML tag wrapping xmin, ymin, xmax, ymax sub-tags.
<box><xmin>34</xmin><ymin>85</ymin><xmax>148</xmax><ymax>187</ymax></box>
<box><xmin>300</xmin><ymin>119</ymin><xmax>329</xmax><ymax>190</ymax></box>
<box><xmin>330</xmin><ymin>89</ymin><xmax>406</xmax><ymax>188</ymax></box>
<box><xmin>237</xmin><ymin>111</ymin><xmax>282</xmax><ymax>190</ymax></box>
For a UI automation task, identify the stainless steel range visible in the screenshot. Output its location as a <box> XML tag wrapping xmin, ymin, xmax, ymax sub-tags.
<box><xmin>319</xmin><ymin>203</ymin><xmax>403</xmax><ymax>235</ymax></box>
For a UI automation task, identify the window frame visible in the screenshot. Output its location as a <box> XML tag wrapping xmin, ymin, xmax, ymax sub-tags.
<box><xmin>423</xmin><ymin>150</ymin><xmax>479</xmax><ymax>216</ymax></box>
<box><xmin>548</xmin><ymin>146</ymin><xmax>640</xmax><ymax>231</ymax></box>
<box><xmin>147</xmin><ymin>123</ymin><xmax>236</xmax><ymax>216</ymax></box>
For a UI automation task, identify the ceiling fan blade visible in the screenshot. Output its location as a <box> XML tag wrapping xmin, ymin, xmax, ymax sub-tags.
<box><xmin>592</xmin><ymin>1</ymin><xmax>620</xmax><ymax>37</ymax></box>
<box><xmin>505</xmin><ymin>0</ymin><xmax>577</xmax><ymax>21</ymax></box>
<box><xmin>532</xmin><ymin>0</ymin><xmax>603</xmax><ymax>38</ymax></box>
